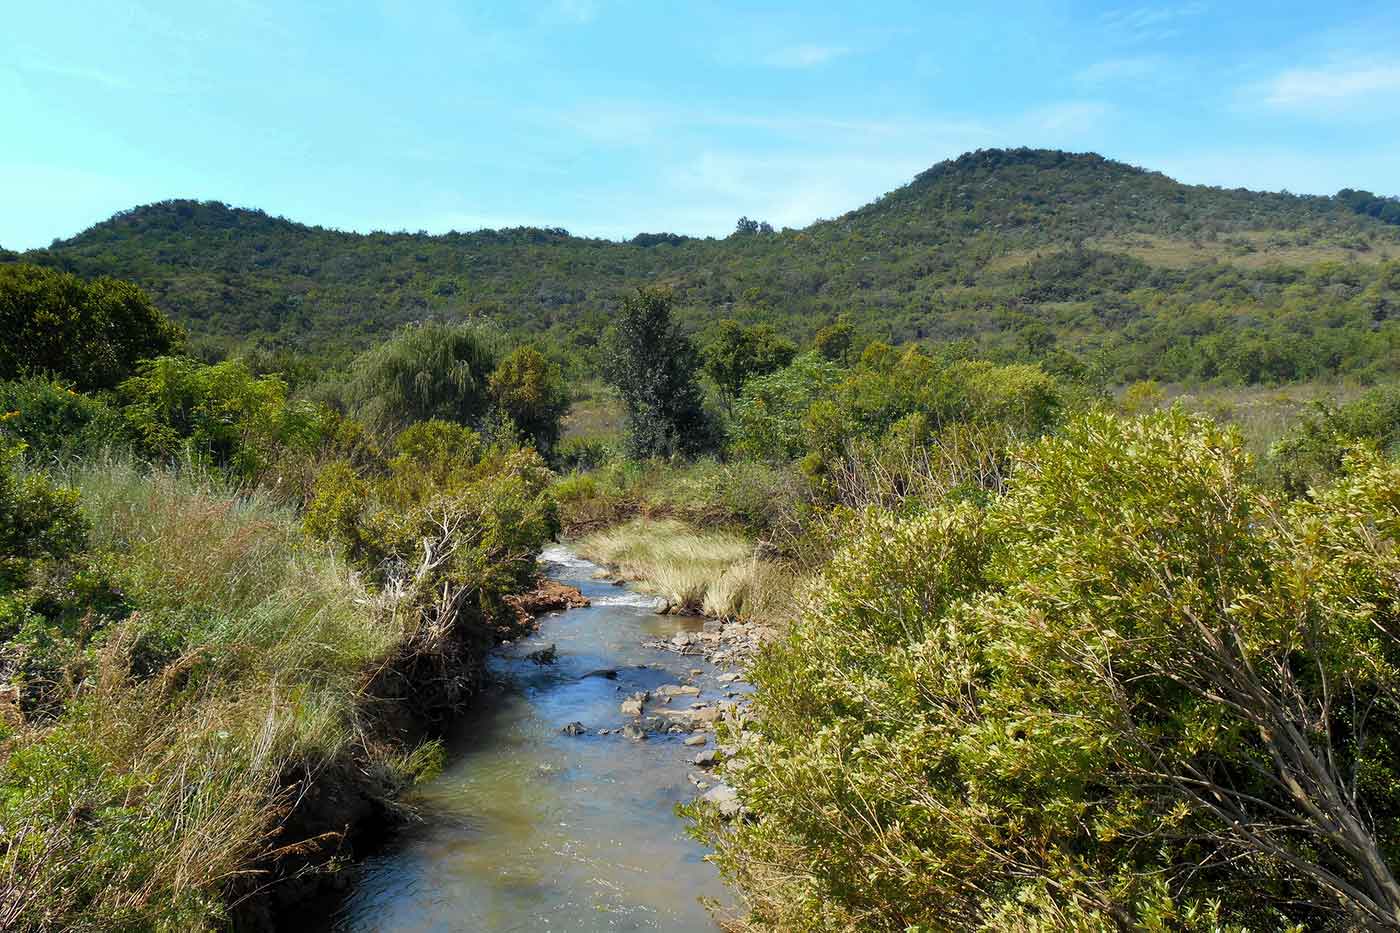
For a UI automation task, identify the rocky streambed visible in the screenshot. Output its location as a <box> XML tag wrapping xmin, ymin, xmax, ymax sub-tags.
<box><xmin>325</xmin><ymin>544</ymin><xmax>757</xmax><ymax>931</ymax></box>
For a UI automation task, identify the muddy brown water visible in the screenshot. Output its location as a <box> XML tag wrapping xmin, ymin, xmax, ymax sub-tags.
<box><xmin>329</xmin><ymin>545</ymin><xmax>735</xmax><ymax>931</ymax></box>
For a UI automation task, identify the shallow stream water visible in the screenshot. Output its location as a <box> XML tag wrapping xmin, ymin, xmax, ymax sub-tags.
<box><xmin>330</xmin><ymin>545</ymin><xmax>732</xmax><ymax>932</ymax></box>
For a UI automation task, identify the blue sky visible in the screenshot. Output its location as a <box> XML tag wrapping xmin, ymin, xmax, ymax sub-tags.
<box><xmin>3</xmin><ymin>1</ymin><xmax>1399</xmax><ymax>250</ymax></box>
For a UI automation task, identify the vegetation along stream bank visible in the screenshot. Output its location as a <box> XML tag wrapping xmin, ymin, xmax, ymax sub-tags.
<box><xmin>5</xmin><ymin>147</ymin><xmax>1400</xmax><ymax>930</ymax></box>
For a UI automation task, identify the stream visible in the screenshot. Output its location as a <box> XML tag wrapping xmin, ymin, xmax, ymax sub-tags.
<box><xmin>330</xmin><ymin>545</ymin><xmax>734</xmax><ymax>931</ymax></box>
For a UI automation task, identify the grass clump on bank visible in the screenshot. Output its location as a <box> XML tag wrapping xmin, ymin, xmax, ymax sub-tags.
<box><xmin>576</xmin><ymin>518</ymin><xmax>797</xmax><ymax>622</ymax></box>
<box><xmin>1</xmin><ymin>459</ymin><xmax>410</xmax><ymax>930</ymax></box>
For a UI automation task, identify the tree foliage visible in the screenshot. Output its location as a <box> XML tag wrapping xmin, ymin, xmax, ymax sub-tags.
<box><xmin>0</xmin><ymin>264</ymin><xmax>183</xmax><ymax>392</ymax></box>
<box><xmin>339</xmin><ymin>321</ymin><xmax>499</xmax><ymax>437</ymax></box>
<box><xmin>701</xmin><ymin>319</ymin><xmax>797</xmax><ymax>410</ymax></box>
<box><xmin>489</xmin><ymin>345</ymin><xmax>570</xmax><ymax>458</ymax></box>
<box><xmin>603</xmin><ymin>287</ymin><xmax>710</xmax><ymax>459</ymax></box>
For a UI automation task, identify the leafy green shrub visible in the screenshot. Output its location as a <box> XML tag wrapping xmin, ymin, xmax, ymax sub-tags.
<box><xmin>701</xmin><ymin>319</ymin><xmax>798</xmax><ymax>410</ymax></box>
<box><xmin>305</xmin><ymin>421</ymin><xmax>558</xmax><ymax>627</ymax></box>
<box><xmin>0</xmin><ymin>377</ymin><xmax>132</xmax><ymax>462</ymax></box>
<box><xmin>555</xmin><ymin>435</ymin><xmax>613</xmax><ymax>472</ymax></box>
<box><xmin>730</xmin><ymin>352</ymin><xmax>842</xmax><ymax>461</ymax></box>
<box><xmin>489</xmin><ymin>345</ymin><xmax>570</xmax><ymax>457</ymax></box>
<box><xmin>702</xmin><ymin>409</ymin><xmax>1400</xmax><ymax>930</ymax></box>
<box><xmin>1268</xmin><ymin>383</ymin><xmax>1400</xmax><ymax>494</ymax></box>
<box><xmin>119</xmin><ymin>356</ymin><xmax>331</xmax><ymax>484</ymax></box>
<box><xmin>0</xmin><ymin>264</ymin><xmax>184</xmax><ymax>391</ymax></box>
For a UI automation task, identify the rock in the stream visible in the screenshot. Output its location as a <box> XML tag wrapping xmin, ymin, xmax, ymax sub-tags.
<box><xmin>526</xmin><ymin>643</ymin><xmax>558</xmax><ymax>665</ymax></box>
<box><xmin>693</xmin><ymin>749</ymin><xmax>722</xmax><ymax>768</ymax></box>
<box><xmin>652</xmin><ymin>597</ymin><xmax>671</xmax><ymax>614</ymax></box>
<box><xmin>700</xmin><ymin>783</ymin><xmax>741</xmax><ymax>819</ymax></box>
<box><xmin>620</xmin><ymin>692</ymin><xmax>647</xmax><ymax>717</ymax></box>
<box><xmin>582</xmin><ymin>668</ymin><xmax>619</xmax><ymax>680</ymax></box>
<box><xmin>656</xmin><ymin>684</ymin><xmax>701</xmax><ymax>697</ymax></box>
<box><xmin>560</xmin><ymin>721</ymin><xmax>587</xmax><ymax>736</ymax></box>
<box><xmin>621</xmin><ymin>722</ymin><xmax>647</xmax><ymax>742</ymax></box>
<box><xmin>717</xmin><ymin>672</ymin><xmax>742</xmax><ymax>684</ymax></box>
<box><xmin>683</xmin><ymin>734</ymin><xmax>707</xmax><ymax>747</ymax></box>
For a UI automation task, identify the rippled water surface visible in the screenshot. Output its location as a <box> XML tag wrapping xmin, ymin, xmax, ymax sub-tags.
<box><xmin>332</xmin><ymin>546</ymin><xmax>731</xmax><ymax>932</ymax></box>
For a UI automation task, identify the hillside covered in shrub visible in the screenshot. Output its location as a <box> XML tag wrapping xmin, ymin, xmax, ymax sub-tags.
<box><xmin>9</xmin><ymin>148</ymin><xmax>1400</xmax><ymax>386</ymax></box>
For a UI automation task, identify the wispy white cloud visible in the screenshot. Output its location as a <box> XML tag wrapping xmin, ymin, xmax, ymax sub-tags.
<box><xmin>1027</xmin><ymin>100</ymin><xmax>1112</xmax><ymax>134</ymax></box>
<box><xmin>1100</xmin><ymin>3</ymin><xmax>1207</xmax><ymax>43</ymax></box>
<box><xmin>540</xmin><ymin>0</ymin><xmax>599</xmax><ymax>26</ymax></box>
<box><xmin>762</xmin><ymin>44</ymin><xmax>851</xmax><ymax>69</ymax></box>
<box><xmin>1261</xmin><ymin>61</ymin><xmax>1400</xmax><ymax>107</ymax></box>
<box><xmin>1074</xmin><ymin>56</ymin><xmax>1167</xmax><ymax>86</ymax></box>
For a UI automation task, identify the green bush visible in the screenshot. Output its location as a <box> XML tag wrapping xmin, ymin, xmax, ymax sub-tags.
<box><xmin>0</xmin><ymin>264</ymin><xmax>184</xmax><ymax>392</ymax></box>
<box><xmin>119</xmin><ymin>356</ymin><xmax>332</xmax><ymax>484</ymax></box>
<box><xmin>489</xmin><ymin>345</ymin><xmax>570</xmax><ymax>458</ymax></box>
<box><xmin>0</xmin><ymin>377</ymin><xmax>132</xmax><ymax>463</ymax></box>
<box><xmin>1268</xmin><ymin>383</ymin><xmax>1400</xmax><ymax>494</ymax></box>
<box><xmin>702</xmin><ymin>409</ymin><xmax>1400</xmax><ymax>930</ymax></box>
<box><xmin>305</xmin><ymin>421</ymin><xmax>558</xmax><ymax>625</ymax></box>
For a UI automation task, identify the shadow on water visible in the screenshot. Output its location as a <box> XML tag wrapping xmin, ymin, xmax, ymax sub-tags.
<box><xmin>328</xmin><ymin>546</ymin><xmax>732</xmax><ymax>932</ymax></box>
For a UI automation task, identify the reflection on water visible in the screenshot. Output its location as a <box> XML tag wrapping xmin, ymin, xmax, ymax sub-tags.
<box><xmin>333</xmin><ymin>545</ymin><xmax>729</xmax><ymax>932</ymax></box>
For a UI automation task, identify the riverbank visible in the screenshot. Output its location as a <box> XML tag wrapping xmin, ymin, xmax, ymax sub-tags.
<box><xmin>573</xmin><ymin>518</ymin><xmax>797</xmax><ymax>661</ymax></box>
<box><xmin>327</xmin><ymin>544</ymin><xmax>744</xmax><ymax>931</ymax></box>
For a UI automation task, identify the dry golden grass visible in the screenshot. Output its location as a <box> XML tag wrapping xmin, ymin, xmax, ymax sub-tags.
<box><xmin>576</xmin><ymin>518</ymin><xmax>798</xmax><ymax>622</ymax></box>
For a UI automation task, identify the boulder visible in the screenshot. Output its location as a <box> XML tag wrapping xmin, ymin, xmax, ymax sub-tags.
<box><xmin>683</xmin><ymin>734</ymin><xmax>708</xmax><ymax>747</ymax></box>
<box><xmin>700</xmin><ymin>783</ymin><xmax>740</xmax><ymax>819</ymax></box>
<box><xmin>620</xmin><ymin>692</ymin><xmax>647</xmax><ymax>717</ymax></box>
<box><xmin>656</xmin><ymin>684</ymin><xmax>701</xmax><ymax>697</ymax></box>
<box><xmin>693</xmin><ymin>749</ymin><xmax>721</xmax><ymax>768</ymax></box>
<box><xmin>560</xmin><ymin>721</ymin><xmax>587</xmax><ymax>736</ymax></box>
<box><xmin>621</xmin><ymin>722</ymin><xmax>647</xmax><ymax>742</ymax></box>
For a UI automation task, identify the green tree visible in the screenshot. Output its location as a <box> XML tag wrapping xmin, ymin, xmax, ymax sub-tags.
<box><xmin>701</xmin><ymin>320</ymin><xmax>798</xmax><ymax>412</ymax></box>
<box><xmin>0</xmin><ymin>264</ymin><xmax>184</xmax><ymax>392</ymax></box>
<box><xmin>339</xmin><ymin>321</ymin><xmax>499</xmax><ymax>436</ymax></box>
<box><xmin>812</xmin><ymin>318</ymin><xmax>855</xmax><ymax>364</ymax></box>
<box><xmin>489</xmin><ymin>345</ymin><xmax>570</xmax><ymax>458</ymax></box>
<box><xmin>603</xmin><ymin>287</ymin><xmax>710</xmax><ymax>459</ymax></box>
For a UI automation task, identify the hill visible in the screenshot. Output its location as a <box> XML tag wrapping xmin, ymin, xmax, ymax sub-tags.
<box><xmin>10</xmin><ymin>148</ymin><xmax>1400</xmax><ymax>384</ymax></box>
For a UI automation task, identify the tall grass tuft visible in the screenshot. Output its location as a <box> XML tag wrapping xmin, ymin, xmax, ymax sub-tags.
<box><xmin>0</xmin><ymin>459</ymin><xmax>413</xmax><ymax>931</ymax></box>
<box><xmin>576</xmin><ymin>518</ymin><xmax>798</xmax><ymax>621</ymax></box>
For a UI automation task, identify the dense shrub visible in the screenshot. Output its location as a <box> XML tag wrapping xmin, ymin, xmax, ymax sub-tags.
<box><xmin>0</xmin><ymin>264</ymin><xmax>184</xmax><ymax>391</ymax></box>
<box><xmin>489</xmin><ymin>345</ymin><xmax>570</xmax><ymax>458</ymax></box>
<box><xmin>702</xmin><ymin>409</ymin><xmax>1400</xmax><ymax>930</ymax></box>
<box><xmin>304</xmin><ymin>420</ymin><xmax>558</xmax><ymax>629</ymax></box>
<box><xmin>0</xmin><ymin>377</ymin><xmax>133</xmax><ymax>463</ymax></box>
<box><xmin>119</xmin><ymin>356</ymin><xmax>332</xmax><ymax>485</ymax></box>
<box><xmin>1269</xmin><ymin>384</ymin><xmax>1400</xmax><ymax>494</ymax></box>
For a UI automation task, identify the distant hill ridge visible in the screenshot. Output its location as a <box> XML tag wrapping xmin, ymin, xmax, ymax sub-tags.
<box><xmin>7</xmin><ymin>148</ymin><xmax>1400</xmax><ymax>386</ymax></box>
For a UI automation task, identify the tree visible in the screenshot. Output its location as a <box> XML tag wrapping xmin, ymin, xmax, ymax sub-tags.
<box><xmin>603</xmin><ymin>287</ymin><xmax>710</xmax><ymax>459</ymax></box>
<box><xmin>812</xmin><ymin>318</ymin><xmax>855</xmax><ymax>364</ymax></box>
<box><xmin>339</xmin><ymin>321</ymin><xmax>499</xmax><ymax>436</ymax></box>
<box><xmin>0</xmin><ymin>264</ymin><xmax>184</xmax><ymax>392</ymax></box>
<box><xmin>489</xmin><ymin>345</ymin><xmax>570</xmax><ymax>458</ymax></box>
<box><xmin>701</xmin><ymin>320</ymin><xmax>798</xmax><ymax>411</ymax></box>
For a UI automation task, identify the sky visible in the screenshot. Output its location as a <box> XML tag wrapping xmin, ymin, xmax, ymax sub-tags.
<box><xmin>3</xmin><ymin>0</ymin><xmax>1400</xmax><ymax>250</ymax></box>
